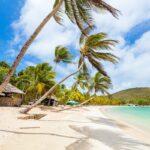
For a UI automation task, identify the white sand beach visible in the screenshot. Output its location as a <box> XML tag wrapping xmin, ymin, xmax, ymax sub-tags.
<box><xmin>0</xmin><ymin>106</ymin><xmax>150</xmax><ymax>150</ymax></box>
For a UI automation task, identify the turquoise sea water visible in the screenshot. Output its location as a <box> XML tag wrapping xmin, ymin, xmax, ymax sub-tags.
<box><xmin>106</xmin><ymin>106</ymin><xmax>150</xmax><ymax>133</ymax></box>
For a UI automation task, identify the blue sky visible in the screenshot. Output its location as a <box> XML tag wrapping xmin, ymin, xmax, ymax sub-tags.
<box><xmin>125</xmin><ymin>19</ymin><xmax>150</xmax><ymax>44</ymax></box>
<box><xmin>0</xmin><ymin>0</ymin><xmax>24</xmax><ymax>61</ymax></box>
<box><xmin>0</xmin><ymin>0</ymin><xmax>43</xmax><ymax>69</ymax></box>
<box><xmin>0</xmin><ymin>0</ymin><xmax>150</xmax><ymax>92</ymax></box>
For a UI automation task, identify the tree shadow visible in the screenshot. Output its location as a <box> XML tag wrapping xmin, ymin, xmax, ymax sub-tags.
<box><xmin>0</xmin><ymin>129</ymin><xmax>83</xmax><ymax>140</ymax></box>
<box><xmin>69</xmin><ymin>125</ymin><xmax>150</xmax><ymax>150</ymax></box>
<box><xmin>39</xmin><ymin>119</ymin><xmax>90</xmax><ymax>124</ymax></box>
<box><xmin>88</xmin><ymin>117</ymin><xmax>123</xmax><ymax>128</ymax></box>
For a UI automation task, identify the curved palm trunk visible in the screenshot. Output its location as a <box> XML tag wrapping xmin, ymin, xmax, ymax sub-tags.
<box><xmin>20</xmin><ymin>63</ymin><xmax>83</xmax><ymax>114</ymax></box>
<box><xmin>0</xmin><ymin>0</ymin><xmax>63</xmax><ymax>94</ymax></box>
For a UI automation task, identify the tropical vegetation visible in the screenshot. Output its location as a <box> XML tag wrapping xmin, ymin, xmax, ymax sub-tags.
<box><xmin>0</xmin><ymin>61</ymin><xmax>16</xmax><ymax>84</ymax></box>
<box><xmin>1</xmin><ymin>60</ymin><xmax>150</xmax><ymax>106</ymax></box>
<box><xmin>16</xmin><ymin>63</ymin><xmax>56</xmax><ymax>104</ymax></box>
<box><xmin>19</xmin><ymin>31</ymin><xmax>118</xmax><ymax>113</ymax></box>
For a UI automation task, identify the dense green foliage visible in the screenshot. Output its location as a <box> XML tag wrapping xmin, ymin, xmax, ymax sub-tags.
<box><xmin>0</xmin><ymin>61</ymin><xmax>16</xmax><ymax>84</ymax></box>
<box><xmin>89</xmin><ymin>96</ymin><xmax>125</xmax><ymax>105</ymax></box>
<box><xmin>58</xmin><ymin>87</ymin><xmax>150</xmax><ymax>106</ymax></box>
<box><xmin>58</xmin><ymin>91</ymin><xmax>125</xmax><ymax>105</ymax></box>
<box><xmin>16</xmin><ymin>63</ymin><xmax>56</xmax><ymax>104</ymax></box>
<box><xmin>1</xmin><ymin>61</ymin><xmax>149</xmax><ymax>105</ymax></box>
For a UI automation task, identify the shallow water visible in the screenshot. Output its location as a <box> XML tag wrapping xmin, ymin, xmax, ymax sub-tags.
<box><xmin>106</xmin><ymin>106</ymin><xmax>150</xmax><ymax>133</ymax></box>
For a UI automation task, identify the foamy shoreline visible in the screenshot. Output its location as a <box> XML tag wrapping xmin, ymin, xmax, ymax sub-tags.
<box><xmin>0</xmin><ymin>106</ymin><xmax>150</xmax><ymax>150</ymax></box>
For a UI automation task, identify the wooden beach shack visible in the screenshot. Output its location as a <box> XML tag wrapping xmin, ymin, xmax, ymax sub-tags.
<box><xmin>42</xmin><ymin>95</ymin><xmax>59</xmax><ymax>106</ymax></box>
<box><xmin>0</xmin><ymin>83</ymin><xmax>24</xmax><ymax>107</ymax></box>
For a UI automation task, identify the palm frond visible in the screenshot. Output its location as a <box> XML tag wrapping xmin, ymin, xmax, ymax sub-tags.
<box><xmin>93</xmin><ymin>72</ymin><xmax>112</xmax><ymax>95</ymax></box>
<box><xmin>53</xmin><ymin>0</ymin><xmax>64</xmax><ymax>25</ymax></box>
<box><xmin>89</xmin><ymin>0</ymin><xmax>120</xmax><ymax>18</ymax></box>
<box><xmin>62</xmin><ymin>0</ymin><xmax>119</xmax><ymax>34</ymax></box>
<box><xmin>85</xmin><ymin>33</ymin><xmax>118</xmax><ymax>49</ymax></box>
<box><xmin>79</xmin><ymin>25</ymin><xmax>95</xmax><ymax>45</ymax></box>
<box><xmin>87</xmin><ymin>55</ymin><xmax>108</xmax><ymax>76</ymax></box>
<box><xmin>90</xmin><ymin>50</ymin><xmax>118</xmax><ymax>64</ymax></box>
<box><xmin>54</xmin><ymin>45</ymin><xmax>72</xmax><ymax>63</ymax></box>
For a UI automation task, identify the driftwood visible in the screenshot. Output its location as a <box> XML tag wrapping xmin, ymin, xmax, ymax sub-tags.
<box><xmin>18</xmin><ymin>114</ymin><xmax>46</xmax><ymax>120</ymax></box>
<box><xmin>53</xmin><ymin>97</ymin><xmax>94</xmax><ymax>112</ymax></box>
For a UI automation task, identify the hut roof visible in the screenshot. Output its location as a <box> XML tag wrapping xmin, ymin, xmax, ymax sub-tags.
<box><xmin>3</xmin><ymin>84</ymin><xmax>24</xmax><ymax>94</ymax></box>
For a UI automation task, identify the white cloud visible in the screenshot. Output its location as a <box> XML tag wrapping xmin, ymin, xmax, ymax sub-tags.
<box><xmin>107</xmin><ymin>31</ymin><xmax>150</xmax><ymax>92</ymax></box>
<box><xmin>94</xmin><ymin>0</ymin><xmax>150</xmax><ymax>36</ymax></box>
<box><xmin>11</xmin><ymin>0</ymin><xmax>150</xmax><ymax>93</ymax></box>
<box><xmin>12</xmin><ymin>0</ymin><xmax>79</xmax><ymax>61</ymax></box>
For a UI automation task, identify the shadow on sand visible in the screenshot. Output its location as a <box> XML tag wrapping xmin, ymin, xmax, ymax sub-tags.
<box><xmin>67</xmin><ymin>117</ymin><xmax>150</xmax><ymax>150</ymax></box>
<box><xmin>88</xmin><ymin>116</ymin><xmax>128</xmax><ymax>128</ymax></box>
<box><xmin>0</xmin><ymin>129</ymin><xmax>83</xmax><ymax>140</ymax></box>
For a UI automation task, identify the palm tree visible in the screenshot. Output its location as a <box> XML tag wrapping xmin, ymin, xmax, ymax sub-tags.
<box><xmin>72</xmin><ymin>72</ymin><xmax>93</xmax><ymax>99</ymax></box>
<box><xmin>72</xmin><ymin>73</ymin><xmax>87</xmax><ymax>91</ymax></box>
<box><xmin>16</xmin><ymin>63</ymin><xmax>56</xmax><ymax>103</ymax></box>
<box><xmin>54</xmin><ymin>46</ymin><xmax>72</xmax><ymax>70</ymax></box>
<box><xmin>79</xmin><ymin>32</ymin><xmax>118</xmax><ymax>77</ymax></box>
<box><xmin>0</xmin><ymin>0</ymin><xmax>119</xmax><ymax>93</ymax></box>
<box><xmin>20</xmin><ymin>32</ymin><xmax>118</xmax><ymax>113</ymax></box>
<box><xmin>92</xmin><ymin>72</ymin><xmax>112</xmax><ymax>95</ymax></box>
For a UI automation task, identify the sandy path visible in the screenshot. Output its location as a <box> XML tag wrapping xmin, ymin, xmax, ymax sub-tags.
<box><xmin>0</xmin><ymin>106</ymin><xmax>150</xmax><ymax>150</ymax></box>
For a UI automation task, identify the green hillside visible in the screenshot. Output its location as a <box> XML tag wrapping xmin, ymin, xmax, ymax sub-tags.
<box><xmin>111</xmin><ymin>87</ymin><xmax>150</xmax><ymax>105</ymax></box>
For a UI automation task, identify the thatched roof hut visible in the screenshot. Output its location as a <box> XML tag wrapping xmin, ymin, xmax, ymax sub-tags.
<box><xmin>0</xmin><ymin>84</ymin><xmax>24</xmax><ymax>107</ymax></box>
<box><xmin>3</xmin><ymin>83</ymin><xmax>24</xmax><ymax>95</ymax></box>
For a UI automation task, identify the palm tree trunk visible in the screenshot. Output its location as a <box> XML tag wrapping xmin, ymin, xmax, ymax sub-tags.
<box><xmin>86</xmin><ymin>89</ymin><xmax>91</xmax><ymax>97</ymax></box>
<box><xmin>20</xmin><ymin>63</ymin><xmax>83</xmax><ymax>114</ymax></box>
<box><xmin>54</xmin><ymin>97</ymin><xmax>94</xmax><ymax>112</ymax></box>
<box><xmin>54</xmin><ymin>62</ymin><xmax>58</xmax><ymax>71</ymax></box>
<box><xmin>0</xmin><ymin>0</ymin><xmax>63</xmax><ymax>94</ymax></box>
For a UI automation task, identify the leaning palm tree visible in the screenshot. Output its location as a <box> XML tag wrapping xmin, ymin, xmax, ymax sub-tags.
<box><xmin>0</xmin><ymin>0</ymin><xmax>119</xmax><ymax>93</ymax></box>
<box><xmin>54</xmin><ymin>46</ymin><xmax>72</xmax><ymax>70</ymax></box>
<box><xmin>92</xmin><ymin>72</ymin><xmax>112</xmax><ymax>95</ymax></box>
<box><xmin>20</xmin><ymin>33</ymin><xmax>118</xmax><ymax>114</ymax></box>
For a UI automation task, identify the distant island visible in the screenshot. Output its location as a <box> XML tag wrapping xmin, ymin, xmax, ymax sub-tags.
<box><xmin>111</xmin><ymin>87</ymin><xmax>150</xmax><ymax>105</ymax></box>
<box><xmin>91</xmin><ymin>88</ymin><xmax>150</xmax><ymax>105</ymax></box>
